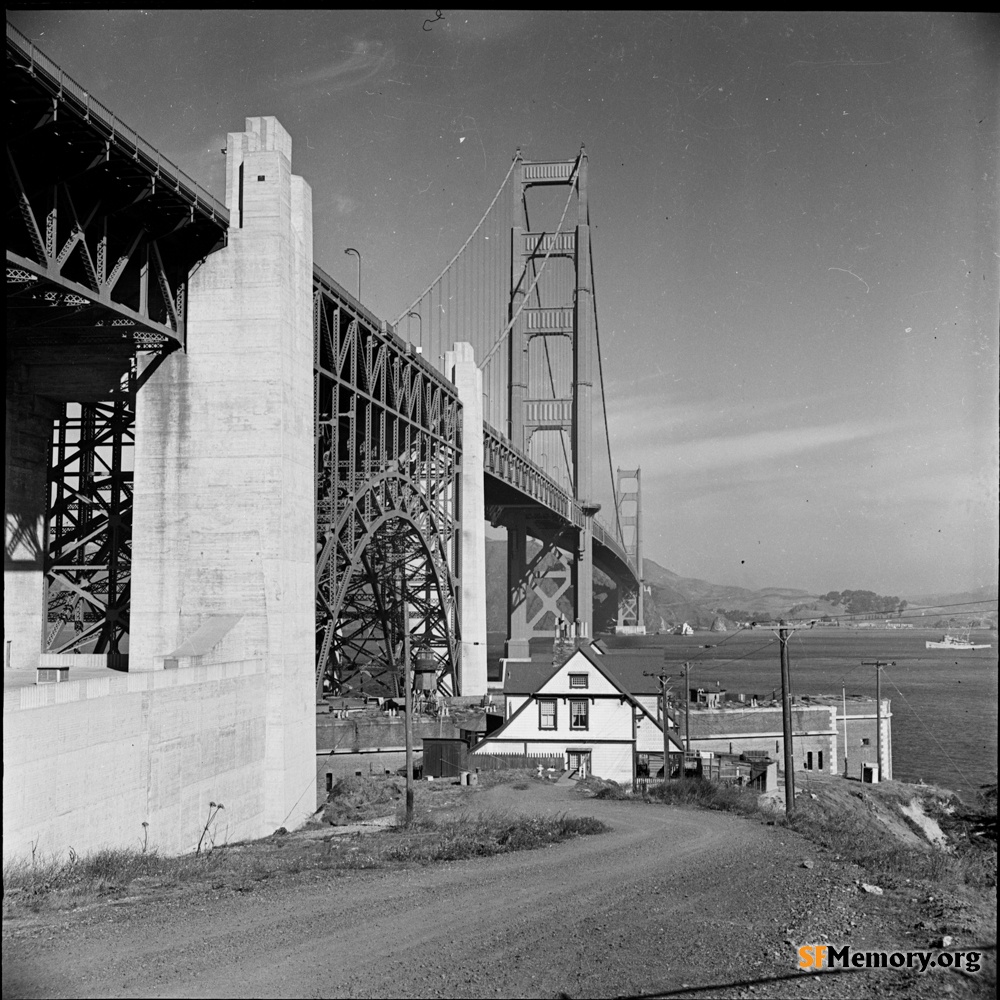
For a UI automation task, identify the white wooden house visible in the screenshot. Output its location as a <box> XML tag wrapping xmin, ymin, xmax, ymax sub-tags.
<box><xmin>472</xmin><ymin>645</ymin><xmax>682</xmax><ymax>782</ymax></box>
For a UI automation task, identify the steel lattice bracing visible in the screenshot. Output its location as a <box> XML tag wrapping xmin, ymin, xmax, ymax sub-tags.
<box><xmin>615</xmin><ymin>468</ymin><xmax>644</xmax><ymax>630</ymax></box>
<box><xmin>45</xmin><ymin>390</ymin><xmax>133</xmax><ymax>658</ymax></box>
<box><xmin>314</xmin><ymin>268</ymin><xmax>462</xmax><ymax>698</ymax></box>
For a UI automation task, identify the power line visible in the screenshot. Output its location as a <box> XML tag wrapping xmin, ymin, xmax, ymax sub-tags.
<box><xmin>880</xmin><ymin>666</ymin><xmax>979</xmax><ymax>792</ymax></box>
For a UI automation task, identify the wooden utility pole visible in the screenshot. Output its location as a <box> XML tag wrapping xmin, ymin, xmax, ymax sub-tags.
<box><xmin>779</xmin><ymin>622</ymin><xmax>795</xmax><ymax>816</ymax></box>
<box><xmin>841</xmin><ymin>682</ymin><xmax>848</xmax><ymax>776</ymax></box>
<box><xmin>862</xmin><ymin>660</ymin><xmax>893</xmax><ymax>783</ymax></box>
<box><xmin>683</xmin><ymin>661</ymin><xmax>691</xmax><ymax>775</ymax></box>
<box><xmin>644</xmin><ymin>669</ymin><xmax>673</xmax><ymax>780</ymax></box>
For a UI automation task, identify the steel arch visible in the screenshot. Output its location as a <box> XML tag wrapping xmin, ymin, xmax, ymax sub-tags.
<box><xmin>316</xmin><ymin>468</ymin><xmax>460</xmax><ymax>698</ymax></box>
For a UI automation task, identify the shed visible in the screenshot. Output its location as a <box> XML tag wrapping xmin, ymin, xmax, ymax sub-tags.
<box><xmin>422</xmin><ymin>737</ymin><xmax>469</xmax><ymax>779</ymax></box>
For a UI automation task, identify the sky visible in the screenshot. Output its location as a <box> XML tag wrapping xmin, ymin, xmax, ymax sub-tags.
<box><xmin>10</xmin><ymin>10</ymin><xmax>998</xmax><ymax>597</ymax></box>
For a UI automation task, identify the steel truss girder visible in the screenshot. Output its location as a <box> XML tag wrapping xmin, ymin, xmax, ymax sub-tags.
<box><xmin>314</xmin><ymin>273</ymin><xmax>462</xmax><ymax>698</ymax></box>
<box><xmin>6</xmin><ymin>158</ymin><xmax>188</xmax><ymax>347</ymax></box>
<box><xmin>45</xmin><ymin>390</ymin><xmax>133</xmax><ymax>655</ymax></box>
<box><xmin>6</xmin><ymin>28</ymin><xmax>228</xmax><ymax>354</ymax></box>
<box><xmin>616</xmin><ymin>585</ymin><xmax>641</xmax><ymax>627</ymax></box>
<box><xmin>510</xmin><ymin>518</ymin><xmax>577</xmax><ymax>638</ymax></box>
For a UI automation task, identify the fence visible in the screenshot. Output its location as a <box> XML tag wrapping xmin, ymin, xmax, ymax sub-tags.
<box><xmin>468</xmin><ymin>752</ymin><xmax>564</xmax><ymax>772</ymax></box>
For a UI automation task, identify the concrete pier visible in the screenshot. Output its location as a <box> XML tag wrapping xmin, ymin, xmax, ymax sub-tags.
<box><xmin>129</xmin><ymin>116</ymin><xmax>316</xmax><ymax>834</ymax></box>
<box><xmin>446</xmin><ymin>342</ymin><xmax>487</xmax><ymax>696</ymax></box>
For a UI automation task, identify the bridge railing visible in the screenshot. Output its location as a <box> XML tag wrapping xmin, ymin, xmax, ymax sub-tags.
<box><xmin>483</xmin><ymin>423</ymin><xmax>634</xmax><ymax>578</ymax></box>
<box><xmin>7</xmin><ymin>23</ymin><xmax>228</xmax><ymax>224</ymax></box>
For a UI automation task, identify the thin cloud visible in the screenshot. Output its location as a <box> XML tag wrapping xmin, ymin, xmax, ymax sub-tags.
<box><xmin>629</xmin><ymin>420</ymin><xmax>893</xmax><ymax>475</ymax></box>
<box><xmin>287</xmin><ymin>40</ymin><xmax>393</xmax><ymax>90</ymax></box>
<box><xmin>606</xmin><ymin>388</ymin><xmax>845</xmax><ymax>442</ymax></box>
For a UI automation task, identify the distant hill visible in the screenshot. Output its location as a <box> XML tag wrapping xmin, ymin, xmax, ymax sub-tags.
<box><xmin>640</xmin><ymin>558</ymin><xmax>816</xmax><ymax>630</ymax></box>
<box><xmin>486</xmin><ymin>540</ymin><xmax>822</xmax><ymax>632</ymax></box>
<box><xmin>484</xmin><ymin>540</ymin><xmax>996</xmax><ymax>633</ymax></box>
<box><xmin>903</xmin><ymin>584</ymin><xmax>998</xmax><ymax>609</ymax></box>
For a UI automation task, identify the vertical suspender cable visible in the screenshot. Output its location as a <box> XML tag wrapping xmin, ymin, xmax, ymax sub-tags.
<box><xmin>588</xmin><ymin>206</ymin><xmax>625</xmax><ymax>551</ymax></box>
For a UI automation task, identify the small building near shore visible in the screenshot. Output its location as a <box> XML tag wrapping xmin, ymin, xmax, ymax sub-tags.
<box><xmin>682</xmin><ymin>694</ymin><xmax>891</xmax><ymax>781</ymax></box>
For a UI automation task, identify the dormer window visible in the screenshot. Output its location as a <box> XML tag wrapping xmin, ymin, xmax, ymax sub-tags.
<box><xmin>569</xmin><ymin>673</ymin><xmax>588</xmax><ymax>689</ymax></box>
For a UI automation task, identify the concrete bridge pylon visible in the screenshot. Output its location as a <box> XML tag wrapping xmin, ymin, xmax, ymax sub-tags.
<box><xmin>129</xmin><ymin>116</ymin><xmax>316</xmax><ymax>833</ymax></box>
<box><xmin>445</xmin><ymin>342</ymin><xmax>488</xmax><ymax>697</ymax></box>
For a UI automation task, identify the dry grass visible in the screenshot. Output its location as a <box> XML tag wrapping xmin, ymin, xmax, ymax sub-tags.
<box><xmin>4</xmin><ymin>775</ymin><xmax>607</xmax><ymax>917</ymax></box>
<box><xmin>593</xmin><ymin>776</ymin><xmax>762</xmax><ymax>816</ymax></box>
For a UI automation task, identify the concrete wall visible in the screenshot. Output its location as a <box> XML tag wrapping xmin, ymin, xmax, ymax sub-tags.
<box><xmin>686</xmin><ymin>705</ymin><xmax>839</xmax><ymax>774</ymax></box>
<box><xmin>838</xmin><ymin>700</ymin><xmax>892</xmax><ymax>780</ymax></box>
<box><xmin>317</xmin><ymin>750</ymin><xmax>409</xmax><ymax>797</ymax></box>
<box><xmin>3</xmin><ymin>660</ymin><xmax>268</xmax><ymax>860</ymax></box>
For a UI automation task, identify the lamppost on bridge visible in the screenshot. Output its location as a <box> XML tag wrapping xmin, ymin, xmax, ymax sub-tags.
<box><xmin>344</xmin><ymin>247</ymin><xmax>361</xmax><ymax>302</ymax></box>
<box><xmin>406</xmin><ymin>310</ymin><xmax>422</xmax><ymax>354</ymax></box>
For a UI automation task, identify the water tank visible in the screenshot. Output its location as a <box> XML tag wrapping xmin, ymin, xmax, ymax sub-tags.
<box><xmin>412</xmin><ymin>649</ymin><xmax>437</xmax><ymax>691</ymax></box>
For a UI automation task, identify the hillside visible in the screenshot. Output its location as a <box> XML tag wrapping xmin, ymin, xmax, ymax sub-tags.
<box><xmin>484</xmin><ymin>540</ymin><xmax>996</xmax><ymax>633</ymax></box>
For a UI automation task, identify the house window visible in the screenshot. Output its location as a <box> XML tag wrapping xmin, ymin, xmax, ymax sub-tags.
<box><xmin>325</xmin><ymin>773</ymin><xmax>333</xmax><ymax>792</ymax></box>
<box><xmin>861</xmin><ymin>737</ymin><xmax>871</xmax><ymax>746</ymax></box>
<box><xmin>818</xmin><ymin>751</ymin><xmax>824</xmax><ymax>771</ymax></box>
<box><xmin>570</xmin><ymin>699</ymin><xmax>589</xmax><ymax>730</ymax></box>
<box><xmin>805</xmin><ymin>751</ymin><xmax>814</xmax><ymax>770</ymax></box>
<box><xmin>569</xmin><ymin>673</ymin><xmax>589</xmax><ymax>689</ymax></box>
<box><xmin>539</xmin><ymin>699</ymin><xmax>557</xmax><ymax>730</ymax></box>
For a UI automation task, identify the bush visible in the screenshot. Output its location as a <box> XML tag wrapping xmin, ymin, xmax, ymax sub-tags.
<box><xmin>641</xmin><ymin>778</ymin><xmax>763</xmax><ymax>816</ymax></box>
<box><xmin>322</xmin><ymin>775</ymin><xmax>404</xmax><ymax>825</ymax></box>
<box><xmin>365</xmin><ymin>810</ymin><xmax>609</xmax><ymax>866</ymax></box>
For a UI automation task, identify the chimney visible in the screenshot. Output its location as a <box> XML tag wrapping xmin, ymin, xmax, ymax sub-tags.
<box><xmin>553</xmin><ymin>619</ymin><xmax>586</xmax><ymax>669</ymax></box>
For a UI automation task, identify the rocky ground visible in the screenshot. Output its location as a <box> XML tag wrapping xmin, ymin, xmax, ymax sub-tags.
<box><xmin>2</xmin><ymin>777</ymin><xmax>994</xmax><ymax>1000</ymax></box>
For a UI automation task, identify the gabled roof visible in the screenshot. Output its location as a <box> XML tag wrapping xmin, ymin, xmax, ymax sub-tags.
<box><xmin>504</xmin><ymin>659</ymin><xmax>559</xmax><ymax>695</ymax></box>
<box><xmin>506</xmin><ymin>646</ymin><xmax>674</xmax><ymax>696</ymax></box>
<box><xmin>483</xmin><ymin>644</ymin><xmax>683</xmax><ymax>753</ymax></box>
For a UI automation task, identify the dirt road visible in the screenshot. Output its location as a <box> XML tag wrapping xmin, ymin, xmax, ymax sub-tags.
<box><xmin>1</xmin><ymin>782</ymin><xmax>969</xmax><ymax>999</ymax></box>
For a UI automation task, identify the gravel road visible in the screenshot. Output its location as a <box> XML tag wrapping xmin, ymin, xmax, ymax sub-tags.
<box><xmin>1</xmin><ymin>782</ymin><xmax>972</xmax><ymax>999</ymax></box>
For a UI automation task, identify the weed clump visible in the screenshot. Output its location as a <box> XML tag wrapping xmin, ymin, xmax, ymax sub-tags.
<box><xmin>593</xmin><ymin>777</ymin><xmax>763</xmax><ymax>815</ymax></box>
<box><xmin>322</xmin><ymin>775</ymin><xmax>404</xmax><ymax>826</ymax></box>
<box><xmin>365</xmin><ymin>811</ymin><xmax>608</xmax><ymax>866</ymax></box>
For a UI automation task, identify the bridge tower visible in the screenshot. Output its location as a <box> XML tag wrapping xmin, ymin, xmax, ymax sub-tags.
<box><xmin>505</xmin><ymin>149</ymin><xmax>597</xmax><ymax>658</ymax></box>
<box><xmin>615</xmin><ymin>468</ymin><xmax>645</xmax><ymax>632</ymax></box>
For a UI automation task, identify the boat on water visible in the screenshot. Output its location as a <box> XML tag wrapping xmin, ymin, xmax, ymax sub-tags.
<box><xmin>925</xmin><ymin>631</ymin><xmax>992</xmax><ymax>650</ymax></box>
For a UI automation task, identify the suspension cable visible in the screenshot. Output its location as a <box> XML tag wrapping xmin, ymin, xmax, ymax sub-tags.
<box><xmin>393</xmin><ymin>155</ymin><xmax>520</xmax><ymax>327</ymax></box>
<box><xmin>588</xmin><ymin>207</ymin><xmax>626</xmax><ymax>553</ymax></box>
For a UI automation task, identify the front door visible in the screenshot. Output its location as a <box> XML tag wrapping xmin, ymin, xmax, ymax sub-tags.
<box><xmin>568</xmin><ymin>750</ymin><xmax>591</xmax><ymax>779</ymax></box>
